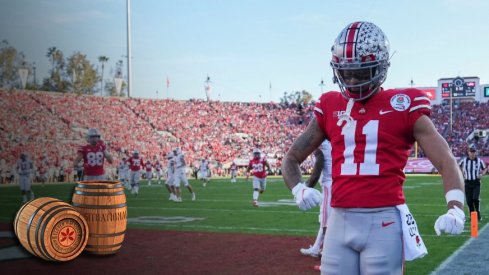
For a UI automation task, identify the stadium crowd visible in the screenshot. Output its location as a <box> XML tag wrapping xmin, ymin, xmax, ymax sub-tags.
<box><xmin>0</xmin><ymin>89</ymin><xmax>312</xmax><ymax>183</ymax></box>
<box><xmin>0</xmin><ymin>89</ymin><xmax>487</xmax><ymax>183</ymax></box>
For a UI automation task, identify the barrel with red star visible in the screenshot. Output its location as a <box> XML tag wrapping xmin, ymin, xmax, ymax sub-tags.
<box><xmin>14</xmin><ymin>197</ymin><xmax>89</xmax><ymax>261</ymax></box>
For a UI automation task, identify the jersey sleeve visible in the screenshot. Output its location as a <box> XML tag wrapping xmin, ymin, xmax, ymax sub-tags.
<box><xmin>314</xmin><ymin>93</ymin><xmax>328</xmax><ymax>133</ymax></box>
<box><xmin>406</xmin><ymin>88</ymin><xmax>431</xmax><ymax>128</ymax></box>
<box><xmin>98</xmin><ymin>141</ymin><xmax>107</xmax><ymax>151</ymax></box>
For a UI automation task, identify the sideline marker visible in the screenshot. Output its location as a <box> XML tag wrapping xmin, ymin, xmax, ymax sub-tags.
<box><xmin>471</xmin><ymin>211</ymin><xmax>478</xmax><ymax>238</ymax></box>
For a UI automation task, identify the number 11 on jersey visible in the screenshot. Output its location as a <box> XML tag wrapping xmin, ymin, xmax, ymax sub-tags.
<box><xmin>340</xmin><ymin>120</ymin><xmax>380</xmax><ymax>176</ymax></box>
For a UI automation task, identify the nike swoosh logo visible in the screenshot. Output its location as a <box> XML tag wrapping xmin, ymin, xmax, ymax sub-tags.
<box><xmin>382</xmin><ymin>221</ymin><xmax>395</xmax><ymax>227</ymax></box>
<box><xmin>379</xmin><ymin>110</ymin><xmax>394</xmax><ymax>115</ymax></box>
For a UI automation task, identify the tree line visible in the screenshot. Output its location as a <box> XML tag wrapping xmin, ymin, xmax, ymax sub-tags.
<box><xmin>0</xmin><ymin>39</ymin><xmax>126</xmax><ymax>96</ymax></box>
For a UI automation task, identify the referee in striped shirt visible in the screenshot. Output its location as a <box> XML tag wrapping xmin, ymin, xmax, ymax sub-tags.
<box><xmin>459</xmin><ymin>146</ymin><xmax>487</xmax><ymax>221</ymax></box>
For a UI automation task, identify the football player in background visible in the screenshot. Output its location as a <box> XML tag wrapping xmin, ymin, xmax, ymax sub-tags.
<box><xmin>74</xmin><ymin>159</ymin><xmax>84</xmax><ymax>182</ymax></box>
<box><xmin>127</xmin><ymin>150</ymin><xmax>143</xmax><ymax>196</ymax></box>
<box><xmin>247</xmin><ymin>148</ymin><xmax>271</xmax><ymax>207</ymax></box>
<box><xmin>73</xmin><ymin>128</ymin><xmax>113</xmax><ymax>181</ymax></box>
<box><xmin>145</xmin><ymin>158</ymin><xmax>153</xmax><ymax>186</ymax></box>
<box><xmin>154</xmin><ymin>156</ymin><xmax>163</xmax><ymax>185</ymax></box>
<box><xmin>282</xmin><ymin>21</ymin><xmax>465</xmax><ymax>274</ymax></box>
<box><xmin>299</xmin><ymin>140</ymin><xmax>332</xmax><ymax>258</ymax></box>
<box><xmin>0</xmin><ymin>159</ymin><xmax>6</xmax><ymax>184</ymax></box>
<box><xmin>165</xmin><ymin>152</ymin><xmax>177</xmax><ymax>201</ymax></box>
<box><xmin>38</xmin><ymin>153</ymin><xmax>49</xmax><ymax>186</ymax></box>
<box><xmin>16</xmin><ymin>153</ymin><xmax>34</xmax><ymax>203</ymax></box>
<box><xmin>198</xmin><ymin>158</ymin><xmax>210</xmax><ymax>187</ymax></box>
<box><xmin>172</xmin><ymin>148</ymin><xmax>196</xmax><ymax>202</ymax></box>
<box><xmin>230</xmin><ymin>161</ymin><xmax>238</xmax><ymax>183</ymax></box>
<box><xmin>118</xmin><ymin>157</ymin><xmax>130</xmax><ymax>189</ymax></box>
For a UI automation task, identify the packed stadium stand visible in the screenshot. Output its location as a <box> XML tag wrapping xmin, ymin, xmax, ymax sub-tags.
<box><xmin>0</xmin><ymin>89</ymin><xmax>313</xmax><ymax>181</ymax></box>
<box><xmin>1</xmin><ymin>89</ymin><xmax>488</xmax><ymax>181</ymax></box>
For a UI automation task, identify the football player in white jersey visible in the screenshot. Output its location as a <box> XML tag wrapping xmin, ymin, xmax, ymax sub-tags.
<box><xmin>118</xmin><ymin>157</ymin><xmax>130</xmax><ymax>189</ymax></box>
<box><xmin>300</xmin><ymin>140</ymin><xmax>332</xmax><ymax>258</ymax></box>
<box><xmin>154</xmin><ymin>156</ymin><xmax>163</xmax><ymax>184</ymax></box>
<box><xmin>172</xmin><ymin>148</ymin><xmax>196</xmax><ymax>202</ymax></box>
<box><xmin>198</xmin><ymin>158</ymin><xmax>210</xmax><ymax>187</ymax></box>
<box><xmin>230</xmin><ymin>161</ymin><xmax>238</xmax><ymax>183</ymax></box>
<box><xmin>165</xmin><ymin>152</ymin><xmax>177</xmax><ymax>201</ymax></box>
<box><xmin>16</xmin><ymin>153</ymin><xmax>34</xmax><ymax>203</ymax></box>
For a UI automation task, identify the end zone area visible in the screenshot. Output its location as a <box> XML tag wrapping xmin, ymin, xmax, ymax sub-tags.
<box><xmin>0</xmin><ymin>223</ymin><xmax>319</xmax><ymax>274</ymax></box>
<box><xmin>1</xmin><ymin>176</ymin><xmax>487</xmax><ymax>274</ymax></box>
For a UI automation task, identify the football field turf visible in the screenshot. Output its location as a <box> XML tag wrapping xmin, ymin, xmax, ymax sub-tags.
<box><xmin>1</xmin><ymin>175</ymin><xmax>487</xmax><ymax>274</ymax></box>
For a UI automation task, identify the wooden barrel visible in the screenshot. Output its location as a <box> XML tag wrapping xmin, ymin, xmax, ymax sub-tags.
<box><xmin>72</xmin><ymin>180</ymin><xmax>127</xmax><ymax>255</ymax></box>
<box><xmin>13</xmin><ymin>197</ymin><xmax>89</xmax><ymax>261</ymax></box>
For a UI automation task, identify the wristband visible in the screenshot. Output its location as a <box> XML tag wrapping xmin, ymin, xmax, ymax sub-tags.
<box><xmin>445</xmin><ymin>189</ymin><xmax>464</xmax><ymax>205</ymax></box>
<box><xmin>292</xmin><ymin>182</ymin><xmax>304</xmax><ymax>196</ymax></box>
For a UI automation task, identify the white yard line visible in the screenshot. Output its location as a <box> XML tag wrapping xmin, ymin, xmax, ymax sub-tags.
<box><xmin>430</xmin><ymin>222</ymin><xmax>489</xmax><ymax>274</ymax></box>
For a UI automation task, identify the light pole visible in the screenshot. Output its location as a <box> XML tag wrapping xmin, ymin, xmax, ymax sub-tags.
<box><xmin>319</xmin><ymin>79</ymin><xmax>325</xmax><ymax>93</ymax></box>
<box><xmin>33</xmin><ymin>62</ymin><xmax>37</xmax><ymax>86</ymax></box>
<box><xmin>126</xmin><ymin>0</ymin><xmax>132</xmax><ymax>97</ymax></box>
<box><xmin>204</xmin><ymin>75</ymin><xmax>211</xmax><ymax>101</ymax></box>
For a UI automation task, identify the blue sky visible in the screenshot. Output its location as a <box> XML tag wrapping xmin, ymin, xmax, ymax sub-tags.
<box><xmin>1</xmin><ymin>0</ymin><xmax>488</xmax><ymax>102</ymax></box>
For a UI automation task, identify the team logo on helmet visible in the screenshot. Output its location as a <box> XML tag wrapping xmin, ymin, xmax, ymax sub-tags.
<box><xmin>390</xmin><ymin>94</ymin><xmax>411</xmax><ymax>111</ymax></box>
<box><xmin>331</xmin><ymin>21</ymin><xmax>390</xmax><ymax>101</ymax></box>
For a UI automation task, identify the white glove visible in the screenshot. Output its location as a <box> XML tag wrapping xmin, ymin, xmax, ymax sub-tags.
<box><xmin>434</xmin><ymin>205</ymin><xmax>465</xmax><ymax>236</ymax></box>
<box><xmin>291</xmin><ymin>183</ymin><xmax>322</xmax><ymax>211</ymax></box>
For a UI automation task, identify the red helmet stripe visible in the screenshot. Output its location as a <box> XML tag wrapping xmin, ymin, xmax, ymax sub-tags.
<box><xmin>345</xmin><ymin>22</ymin><xmax>362</xmax><ymax>60</ymax></box>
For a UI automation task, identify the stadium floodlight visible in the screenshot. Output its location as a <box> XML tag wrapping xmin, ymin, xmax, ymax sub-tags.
<box><xmin>126</xmin><ymin>0</ymin><xmax>132</xmax><ymax>98</ymax></box>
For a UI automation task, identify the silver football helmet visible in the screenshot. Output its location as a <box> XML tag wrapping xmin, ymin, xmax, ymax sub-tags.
<box><xmin>86</xmin><ymin>128</ymin><xmax>101</xmax><ymax>144</ymax></box>
<box><xmin>331</xmin><ymin>21</ymin><xmax>390</xmax><ymax>101</ymax></box>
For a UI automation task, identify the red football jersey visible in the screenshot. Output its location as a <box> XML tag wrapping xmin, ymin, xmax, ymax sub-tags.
<box><xmin>155</xmin><ymin>161</ymin><xmax>162</xmax><ymax>171</ymax></box>
<box><xmin>127</xmin><ymin>157</ymin><xmax>143</xmax><ymax>171</ymax></box>
<box><xmin>38</xmin><ymin>157</ymin><xmax>49</xmax><ymax>173</ymax></box>
<box><xmin>314</xmin><ymin>88</ymin><xmax>431</xmax><ymax>208</ymax></box>
<box><xmin>77</xmin><ymin>143</ymin><xmax>106</xmax><ymax>176</ymax></box>
<box><xmin>145</xmin><ymin>161</ymin><xmax>153</xmax><ymax>172</ymax></box>
<box><xmin>249</xmin><ymin>158</ymin><xmax>268</xmax><ymax>179</ymax></box>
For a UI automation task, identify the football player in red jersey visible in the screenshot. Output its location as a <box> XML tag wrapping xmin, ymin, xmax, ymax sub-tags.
<box><xmin>247</xmin><ymin>148</ymin><xmax>271</xmax><ymax>207</ymax></box>
<box><xmin>282</xmin><ymin>21</ymin><xmax>465</xmax><ymax>274</ymax></box>
<box><xmin>144</xmin><ymin>159</ymin><xmax>153</xmax><ymax>186</ymax></box>
<box><xmin>38</xmin><ymin>153</ymin><xmax>49</xmax><ymax>186</ymax></box>
<box><xmin>73</xmin><ymin>128</ymin><xmax>113</xmax><ymax>181</ymax></box>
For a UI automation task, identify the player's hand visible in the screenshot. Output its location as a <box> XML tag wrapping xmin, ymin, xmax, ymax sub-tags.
<box><xmin>291</xmin><ymin>183</ymin><xmax>322</xmax><ymax>211</ymax></box>
<box><xmin>97</xmin><ymin>140</ymin><xmax>107</xmax><ymax>151</ymax></box>
<box><xmin>434</xmin><ymin>205</ymin><xmax>465</xmax><ymax>236</ymax></box>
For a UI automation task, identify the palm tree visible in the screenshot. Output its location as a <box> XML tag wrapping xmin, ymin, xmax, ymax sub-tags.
<box><xmin>98</xmin><ymin>56</ymin><xmax>109</xmax><ymax>96</ymax></box>
<box><xmin>46</xmin><ymin>47</ymin><xmax>57</xmax><ymax>74</ymax></box>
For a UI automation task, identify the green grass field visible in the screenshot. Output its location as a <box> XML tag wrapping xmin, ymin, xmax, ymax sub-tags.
<box><xmin>1</xmin><ymin>175</ymin><xmax>487</xmax><ymax>274</ymax></box>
